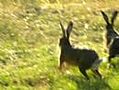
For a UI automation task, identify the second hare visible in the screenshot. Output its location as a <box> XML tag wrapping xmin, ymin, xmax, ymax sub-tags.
<box><xmin>101</xmin><ymin>11</ymin><xmax>119</xmax><ymax>67</ymax></box>
<box><xmin>59</xmin><ymin>21</ymin><xmax>102</xmax><ymax>80</ymax></box>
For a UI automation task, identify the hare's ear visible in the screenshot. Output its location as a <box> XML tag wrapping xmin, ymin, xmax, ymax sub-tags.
<box><xmin>60</xmin><ymin>21</ymin><xmax>66</xmax><ymax>37</ymax></box>
<box><xmin>66</xmin><ymin>21</ymin><xmax>73</xmax><ymax>39</ymax></box>
<box><xmin>101</xmin><ymin>11</ymin><xmax>110</xmax><ymax>25</ymax></box>
<box><xmin>111</xmin><ymin>11</ymin><xmax>118</xmax><ymax>25</ymax></box>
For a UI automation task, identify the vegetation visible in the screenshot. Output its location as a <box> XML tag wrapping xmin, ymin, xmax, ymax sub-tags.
<box><xmin>0</xmin><ymin>0</ymin><xmax>119</xmax><ymax>90</ymax></box>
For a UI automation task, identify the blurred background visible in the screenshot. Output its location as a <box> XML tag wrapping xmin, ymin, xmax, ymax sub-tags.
<box><xmin>0</xmin><ymin>0</ymin><xmax>119</xmax><ymax>90</ymax></box>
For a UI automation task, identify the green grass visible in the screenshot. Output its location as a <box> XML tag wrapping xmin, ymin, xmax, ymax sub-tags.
<box><xmin>0</xmin><ymin>0</ymin><xmax>119</xmax><ymax>90</ymax></box>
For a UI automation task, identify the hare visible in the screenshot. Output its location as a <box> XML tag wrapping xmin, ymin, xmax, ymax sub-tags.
<box><xmin>101</xmin><ymin>11</ymin><xmax>119</xmax><ymax>48</ymax></box>
<box><xmin>101</xmin><ymin>11</ymin><xmax>119</xmax><ymax>67</ymax></box>
<box><xmin>59</xmin><ymin>21</ymin><xmax>102</xmax><ymax>80</ymax></box>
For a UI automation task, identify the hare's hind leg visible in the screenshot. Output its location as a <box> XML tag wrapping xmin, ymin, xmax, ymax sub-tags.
<box><xmin>92</xmin><ymin>69</ymin><xmax>102</xmax><ymax>79</ymax></box>
<box><xmin>79</xmin><ymin>67</ymin><xmax>89</xmax><ymax>80</ymax></box>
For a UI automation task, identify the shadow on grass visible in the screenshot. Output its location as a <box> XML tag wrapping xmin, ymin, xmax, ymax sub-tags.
<box><xmin>67</xmin><ymin>75</ymin><xmax>111</xmax><ymax>90</ymax></box>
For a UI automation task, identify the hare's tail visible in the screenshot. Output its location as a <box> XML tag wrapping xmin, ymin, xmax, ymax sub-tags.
<box><xmin>91</xmin><ymin>59</ymin><xmax>102</xmax><ymax>70</ymax></box>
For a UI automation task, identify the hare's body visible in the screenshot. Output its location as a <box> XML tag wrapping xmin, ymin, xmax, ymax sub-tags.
<box><xmin>101</xmin><ymin>11</ymin><xmax>119</xmax><ymax>67</ymax></box>
<box><xmin>109</xmin><ymin>37</ymin><xmax>119</xmax><ymax>63</ymax></box>
<box><xmin>60</xmin><ymin>47</ymin><xmax>99</xmax><ymax>69</ymax></box>
<box><xmin>59</xmin><ymin>21</ymin><xmax>102</xmax><ymax>80</ymax></box>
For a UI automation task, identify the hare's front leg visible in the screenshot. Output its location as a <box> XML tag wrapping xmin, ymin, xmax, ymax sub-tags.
<box><xmin>58</xmin><ymin>55</ymin><xmax>65</xmax><ymax>70</ymax></box>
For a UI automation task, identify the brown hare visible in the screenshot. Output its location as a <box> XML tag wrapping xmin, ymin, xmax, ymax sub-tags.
<box><xmin>101</xmin><ymin>11</ymin><xmax>119</xmax><ymax>67</ymax></box>
<box><xmin>59</xmin><ymin>21</ymin><xmax>102</xmax><ymax>80</ymax></box>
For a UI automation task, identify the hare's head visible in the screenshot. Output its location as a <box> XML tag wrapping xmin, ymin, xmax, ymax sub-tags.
<box><xmin>101</xmin><ymin>11</ymin><xmax>118</xmax><ymax>31</ymax></box>
<box><xmin>59</xmin><ymin>21</ymin><xmax>73</xmax><ymax>47</ymax></box>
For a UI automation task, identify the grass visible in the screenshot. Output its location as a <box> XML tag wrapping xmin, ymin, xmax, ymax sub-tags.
<box><xmin>0</xmin><ymin>0</ymin><xmax>119</xmax><ymax>90</ymax></box>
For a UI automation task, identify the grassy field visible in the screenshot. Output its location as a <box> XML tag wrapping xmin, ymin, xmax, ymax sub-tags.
<box><xmin>0</xmin><ymin>0</ymin><xmax>119</xmax><ymax>90</ymax></box>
